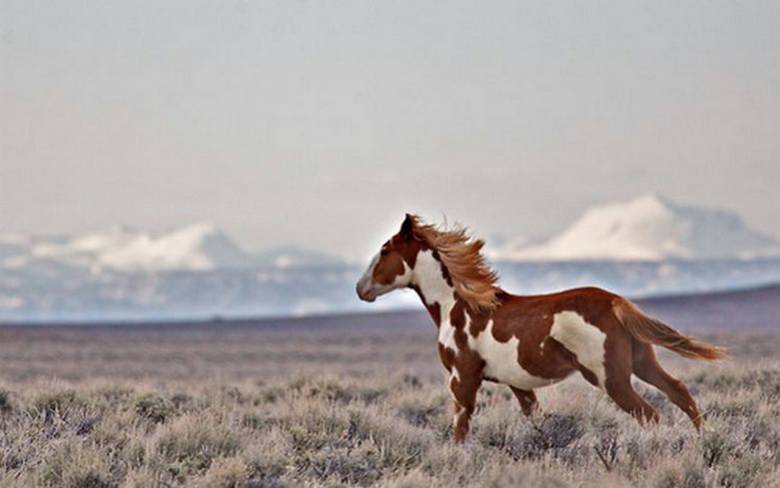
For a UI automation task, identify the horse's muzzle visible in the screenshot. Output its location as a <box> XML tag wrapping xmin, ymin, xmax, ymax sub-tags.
<box><xmin>356</xmin><ymin>283</ymin><xmax>376</xmax><ymax>302</ymax></box>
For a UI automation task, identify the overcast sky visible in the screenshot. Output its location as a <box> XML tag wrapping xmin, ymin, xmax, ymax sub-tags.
<box><xmin>2</xmin><ymin>1</ymin><xmax>778</xmax><ymax>258</ymax></box>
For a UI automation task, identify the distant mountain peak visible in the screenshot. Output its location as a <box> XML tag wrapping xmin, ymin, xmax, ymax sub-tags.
<box><xmin>91</xmin><ymin>222</ymin><xmax>250</xmax><ymax>272</ymax></box>
<box><xmin>494</xmin><ymin>195</ymin><xmax>780</xmax><ymax>261</ymax></box>
<box><xmin>17</xmin><ymin>222</ymin><xmax>251</xmax><ymax>272</ymax></box>
<box><xmin>0</xmin><ymin>223</ymin><xmax>345</xmax><ymax>273</ymax></box>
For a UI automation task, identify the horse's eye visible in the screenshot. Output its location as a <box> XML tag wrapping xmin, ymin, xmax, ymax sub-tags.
<box><xmin>380</xmin><ymin>248</ymin><xmax>389</xmax><ymax>257</ymax></box>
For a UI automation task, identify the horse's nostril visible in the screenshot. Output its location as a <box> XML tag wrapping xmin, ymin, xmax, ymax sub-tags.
<box><xmin>356</xmin><ymin>283</ymin><xmax>369</xmax><ymax>300</ymax></box>
<box><xmin>356</xmin><ymin>282</ymin><xmax>376</xmax><ymax>302</ymax></box>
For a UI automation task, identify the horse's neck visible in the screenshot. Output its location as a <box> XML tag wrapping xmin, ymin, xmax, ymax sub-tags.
<box><xmin>412</xmin><ymin>249</ymin><xmax>458</xmax><ymax>327</ymax></box>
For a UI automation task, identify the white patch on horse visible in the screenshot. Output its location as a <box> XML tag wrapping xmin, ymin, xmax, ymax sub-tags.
<box><xmin>467</xmin><ymin>319</ymin><xmax>553</xmax><ymax>390</ymax></box>
<box><xmin>439</xmin><ymin>319</ymin><xmax>458</xmax><ymax>352</ymax></box>
<box><xmin>549</xmin><ymin>311</ymin><xmax>608</xmax><ymax>388</ymax></box>
<box><xmin>448</xmin><ymin>374</ymin><xmax>460</xmax><ymax>404</ymax></box>
<box><xmin>454</xmin><ymin>408</ymin><xmax>466</xmax><ymax>427</ymax></box>
<box><xmin>450</xmin><ymin>367</ymin><xmax>460</xmax><ymax>382</ymax></box>
<box><xmin>452</xmin><ymin>403</ymin><xmax>465</xmax><ymax>427</ymax></box>
<box><xmin>415</xmin><ymin>250</ymin><xmax>456</xmax><ymax>309</ymax></box>
<box><xmin>413</xmin><ymin>250</ymin><xmax>459</xmax><ymax>352</ymax></box>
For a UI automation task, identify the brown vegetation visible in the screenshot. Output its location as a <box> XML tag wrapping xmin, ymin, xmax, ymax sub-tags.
<box><xmin>0</xmin><ymin>323</ymin><xmax>777</xmax><ymax>486</ymax></box>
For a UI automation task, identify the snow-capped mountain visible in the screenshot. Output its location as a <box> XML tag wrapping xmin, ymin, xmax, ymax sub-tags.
<box><xmin>2</xmin><ymin>202</ymin><xmax>780</xmax><ymax>322</ymax></box>
<box><xmin>0</xmin><ymin>224</ymin><xmax>352</xmax><ymax>320</ymax></box>
<box><xmin>0</xmin><ymin>223</ymin><xmax>350</xmax><ymax>275</ymax></box>
<box><xmin>1</xmin><ymin>223</ymin><xmax>255</xmax><ymax>272</ymax></box>
<box><xmin>493</xmin><ymin>195</ymin><xmax>780</xmax><ymax>261</ymax></box>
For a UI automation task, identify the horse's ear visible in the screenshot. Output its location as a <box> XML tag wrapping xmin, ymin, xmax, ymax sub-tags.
<box><xmin>400</xmin><ymin>213</ymin><xmax>415</xmax><ymax>239</ymax></box>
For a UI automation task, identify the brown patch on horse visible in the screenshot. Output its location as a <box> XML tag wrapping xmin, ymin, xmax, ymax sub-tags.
<box><xmin>613</xmin><ymin>298</ymin><xmax>729</xmax><ymax>360</ymax></box>
<box><xmin>437</xmin><ymin>342</ymin><xmax>455</xmax><ymax>372</ymax></box>
<box><xmin>467</xmin><ymin>308</ymin><xmax>489</xmax><ymax>337</ymax></box>
<box><xmin>431</xmin><ymin>249</ymin><xmax>454</xmax><ymax>287</ymax></box>
<box><xmin>371</xmin><ymin>248</ymin><xmax>406</xmax><ymax>285</ymax></box>
<box><xmin>450</xmin><ymin>299</ymin><xmax>471</xmax><ymax>349</ymax></box>
<box><xmin>489</xmin><ymin>300</ymin><xmax>580</xmax><ymax>381</ymax></box>
<box><xmin>448</xmin><ymin>346</ymin><xmax>486</xmax><ymax>442</ymax></box>
<box><xmin>394</xmin><ymin>234</ymin><xmax>426</xmax><ymax>269</ymax></box>
<box><xmin>406</xmin><ymin>214</ymin><xmax>500</xmax><ymax>311</ymax></box>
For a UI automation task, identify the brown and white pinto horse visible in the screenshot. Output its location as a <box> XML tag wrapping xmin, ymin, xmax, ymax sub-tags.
<box><xmin>357</xmin><ymin>214</ymin><xmax>727</xmax><ymax>443</ymax></box>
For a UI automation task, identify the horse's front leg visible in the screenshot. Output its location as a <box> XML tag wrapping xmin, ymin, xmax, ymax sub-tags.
<box><xmin>448</xmin><ymin>361</ymin><xmax>483</xmax><ymax>443</ymax></box>
<box><xmin>509</xmin><ymin>386</ymin><xmax>539</xmax><ymax>417</ymax></box>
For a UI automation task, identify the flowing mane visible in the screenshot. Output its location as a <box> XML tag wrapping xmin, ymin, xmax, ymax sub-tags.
<box><xmin>409</xmin><ymin>215</ymin><xmax>501</xmax><ymax>310</ymax></box>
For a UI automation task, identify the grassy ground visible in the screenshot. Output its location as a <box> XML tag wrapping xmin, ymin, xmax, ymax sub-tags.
<box><xmin>0</xmin><ymin>322</ymin><xmax>777</xmax><ymax>487</ymax></box>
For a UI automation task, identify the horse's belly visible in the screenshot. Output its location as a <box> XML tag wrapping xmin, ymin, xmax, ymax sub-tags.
<box><xmin>469</xmin><ymin>321</ymin><xmax>556</xmax><ymax>390</ymax></box>
<box><xmin>481</xmin><ymin>347</ymin><xmax>555</xmax><ymax>389</ymax></box>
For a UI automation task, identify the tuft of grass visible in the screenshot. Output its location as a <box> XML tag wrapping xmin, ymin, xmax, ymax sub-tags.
<box><xmin>199</xmin><ymin>456</ymin><xmax>251</xmax><ymax>487</ymax></box>
<box><xmin>32</xmin><ymin>388</ymin><xmax>83</xmax><ymax>415</ymax></box>
<box><xmin>702</xmin><ymin>431</ymin><xmax>736</xmax><ymax>467</ymax></box>
<box><xmin>149</xmin><ymin>412</ymin><xmax>241</xmax><ymax>476</ymax></box>
<box><xmin>133</xmin><ymin>392</ymin><xmax>176</xmax><ymax>423</ymax></box>
<box><xmin>35</xmin><ymin>441</ymin><xmax>115</xmax><ymax>488</ymax></box>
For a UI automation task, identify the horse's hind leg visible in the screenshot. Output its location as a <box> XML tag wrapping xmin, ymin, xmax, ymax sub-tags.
<box><xmin>603</xmin><ymin>334</ymin><xmax>660</xmax><ymax>425</ymax></box>
<box><xmin>509</xmin><ymin>387</ymin><xmax>538</xmax><ymax>417</ymax></box>
<box><xmin>632</xmin><ymin>341</ymin><xmax>703</xmax><ymax>429</ymax></box>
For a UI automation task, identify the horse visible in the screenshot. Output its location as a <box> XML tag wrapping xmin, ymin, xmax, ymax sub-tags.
<box><xmin>356</xmin><ymin>214</ymin><xmax>727</xmax><ymax>443</ymax></box>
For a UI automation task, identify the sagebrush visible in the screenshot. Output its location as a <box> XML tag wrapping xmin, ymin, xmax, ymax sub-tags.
<box><xmin>0</xmin><ymin>326</ymin><xmax>777</xmax><ymax>486</ymax></box>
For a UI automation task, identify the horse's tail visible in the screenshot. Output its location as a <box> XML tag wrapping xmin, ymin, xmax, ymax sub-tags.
<box><xmin>612</xmin><ymin>298</ymin><xmax>728</xmax><ymax>361</ymax></box>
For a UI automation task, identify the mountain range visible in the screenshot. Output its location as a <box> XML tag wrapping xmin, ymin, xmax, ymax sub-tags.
<box><xmin>491</xmin><ymin>194</ymin><xmax>780</xmax><ymax>261</ymax></box>
<box><xmin>1</xmin><ymin>195</ymin><xmax>779</xmax><ymax>321</ymax></box>
<box><xmin>0</xmin><ymin>223</ymin><xmax>343</xmax><ymax>274</ymax></box>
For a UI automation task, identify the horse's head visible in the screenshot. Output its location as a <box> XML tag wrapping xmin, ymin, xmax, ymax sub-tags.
<box><xmin>356</xmin><ymin>214</ymin><xmax>424</xmax><ymax>302</ymax></box>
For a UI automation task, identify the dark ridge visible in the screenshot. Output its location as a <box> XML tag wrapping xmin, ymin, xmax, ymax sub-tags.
<box><xmin>0</xmin><ymin>309</ymin><xmax>431</xmax><ymax>335</ymax></box>
<box><xmin>635</xmin><ymin>283</ymin><xmax>780</xmax><ymax>330</ymax></box>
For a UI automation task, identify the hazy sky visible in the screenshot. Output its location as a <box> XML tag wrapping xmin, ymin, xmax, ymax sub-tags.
<box><xmin>2</xmin><ymin>1</ymin><xmax>778</xmax><ymax>258</ymax></box>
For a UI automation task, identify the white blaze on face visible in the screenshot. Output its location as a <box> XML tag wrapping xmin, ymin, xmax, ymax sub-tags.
<box><xmin>356</xmin><ymin>251</ymin><xmax>412</xmax><ymax>302</ymax></box>
<box><xmin>468</xmin><ymin>320</ymin><xmax>554</xmax><ymax>390</ymax></box>
<box><xmin>549</xmin><ymin>311</ymin><xmax>608</xmax><ymax>389</ymax></box>
<box><xmin>356</xmin><ymin>253</ymin><xmax>381</xmax><ymax>300</ymax></box>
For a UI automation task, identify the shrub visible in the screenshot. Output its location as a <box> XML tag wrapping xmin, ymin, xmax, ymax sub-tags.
<box><xmin>35</xmin><ymin>442</ymin><xmax>115</xmax><ymax>488</ymax></box>
<box><xmin>302</xmin><ymin>445</ymin><xmax>382</xmax><ymax>486</ymax></box>
<box><xmin>199</xmin><ymin>456</ymin><xmax>251</xmax><ymax>487</ymax></box>
<box><xmin>701</xmin><ymin>431</ymin><xmax>736</xmax><ymax>467</ymax></box>
<box><xmin>498</xmin><ymin>414</ymin><xmax>584</xmax><ymax>460</ymax></box>
<box><xmin>133</xmin><ymin>392</ymin><xmax>175</xmax><ymax>423</ymax></box>
<box><xmin>395</xmin><ymin>394</ymin><xmax>443</xmax><ymax>428</ymax></box>
<box><xmin>149</xmin><ymin>413</ymin><xmax>241</xmax><ymax>475</ymax></box>
<box><xmin>32</xmin><ymin>388</ymin><xmax>83</xmax><ymax>415</ymax></box>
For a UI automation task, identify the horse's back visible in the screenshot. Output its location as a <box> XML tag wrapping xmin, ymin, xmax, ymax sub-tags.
<box><xmin>498</xmin><ymin>286</ymin><xmax>621</xmax><ymax>326</ymax></box>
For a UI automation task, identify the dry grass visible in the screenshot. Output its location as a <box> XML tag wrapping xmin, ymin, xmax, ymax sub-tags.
<box><xmin>0</xmin><ymin>323</ymin><xmax>777</xmax><ymax>487</ymax></box>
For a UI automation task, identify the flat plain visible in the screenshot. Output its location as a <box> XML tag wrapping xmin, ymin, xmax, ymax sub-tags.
<box><xmin>0</xmin><ymin>304</ymin><xmax>778</xmax><ymax>487</ymax></box>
